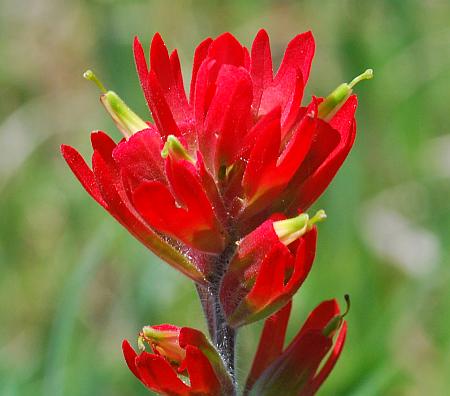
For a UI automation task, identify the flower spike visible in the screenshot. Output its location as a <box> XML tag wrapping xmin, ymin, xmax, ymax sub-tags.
<box><xmin>84</xmin><ymin>69</ymin><xmax>148</xmax><ymax>138</ymax></box>
<box><xmin>318</xmin><ymin>68</ymin><xmax>373</xmax><ymax>121</ymax></box>
<box><xmin>63</xmin><ymin>35</ymin><xmax>370</xmax><ymax>388</ymax></box>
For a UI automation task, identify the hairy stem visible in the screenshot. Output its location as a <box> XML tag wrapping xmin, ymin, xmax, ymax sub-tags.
<box><xmin>212</xmin><ymin>289</ymin><xmax>236</xmax><ymax>378</ymax></box>
<box><xmin>195</xmin><ymin>283</ymin><xmax>216</xmax><ymax>341</ymax></box>
<box><xmin>197</xmin><ymin>241</ymin><xmax>238</xmax><ymax>389</ymax></box>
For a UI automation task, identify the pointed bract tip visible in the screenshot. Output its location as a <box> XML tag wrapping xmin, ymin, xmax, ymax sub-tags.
<box><xmin>255</xmin><ymin>28</ymin><xmax>269</xmax><ymax>39</ymax></box>
<box><xmin>133</xmin><ymin>35</ymin><xmax>143</xmax><ymax>49</ymax></box>
<box><xmin>151</xmin><ymin>32</ymin><xmax>165</xmax><ymax>47</ymax></box>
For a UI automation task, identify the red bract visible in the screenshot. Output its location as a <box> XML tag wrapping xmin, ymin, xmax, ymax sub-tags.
<box><xmin>62</xmin><ymin>29</ymin><xmax>361</xmax><ymax>282</ymax></box>
<box><xmin>245</xmin><ymin>298</ymin><xmax>348</xmax><ymax>396</ymax></box>
<box><xmin>123</xmin><ymin>325</ymin><xmax>234</xmax><ymax>396</ymax></box>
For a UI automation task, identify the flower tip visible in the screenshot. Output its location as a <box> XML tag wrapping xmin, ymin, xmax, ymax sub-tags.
<box><xmin>161</xmin><ymin>135</ymin><xmax>176</xmax><ymax>159</ymax></box>
<box><xmin>304</xmin><ymin>209</ymin><xmax>327</xmax><ymax>233</ymax></box>
<box><xmin>82</xmin><ymin>69</ymin><xmax>93</xmax><ymax>80</ymax></box>
<box><xmin>137</xmin><ymin>335</ymin><xmax>146</xmax><ymax>352</ymax></box>
<box><xmin>161</xmin><ymin>135</ymin><xmax>194</xmax><ymax>162</ymax></box>
<box><xmin>83</xmin><ymin>69</ymin><xmax>107</xmax><ymax>93</ymax></box>
<box><xmin>343</xmin><ymin>294</ymin><xmax>351</xmax><ymax>318</ymax></box>
<box><xmin>313</xmin><ymin>209</ymin><xmax>327</xmax><ymax>222</ymax></box>
<box><xmin>348</xmin><ymin>68</ymin><xmax>374</xmax><ymax>89</ymax></box>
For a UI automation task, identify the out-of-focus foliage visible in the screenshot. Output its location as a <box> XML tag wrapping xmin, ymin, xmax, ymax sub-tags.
<box><xmin>0</xmin><ymin>0</ymin><xmax>449</xmax><ymax>395</ymax></box>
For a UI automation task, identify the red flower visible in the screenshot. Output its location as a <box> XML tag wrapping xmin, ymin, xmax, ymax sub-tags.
<box><xmin>220</xmin><ymin>210</ymin><xmax>325</xmax><ymax>327</ymax></box>
<box><xmin>62</xmin><ymin>30</ymin><xmax>369</xmax><ymax>281</ymax></box>
<box><xmin>244</xmin><ymin>297</ymin><xmax>349</xmax><ymax>395</ymax></box>
<box><xmin>123</xmin><ymin>325</ymin><xmax>234</xmax><ymax>395</ymax></box>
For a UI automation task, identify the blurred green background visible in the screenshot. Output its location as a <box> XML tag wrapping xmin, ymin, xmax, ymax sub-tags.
<box><xmin>1</xmin><ymin>0</ymin><xmax>449</xmax><ymax>395</ymax></box>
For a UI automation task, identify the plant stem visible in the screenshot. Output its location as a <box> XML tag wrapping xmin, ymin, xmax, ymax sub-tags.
<box><xmin>212</xmin><ymin>288</ymin><xmax>236</xmax><ymax>379</ymax></box>
<box><xmin>197</xmin><ymin>241</ymin><xmax>238</xmax><ymax>389</ymax></box>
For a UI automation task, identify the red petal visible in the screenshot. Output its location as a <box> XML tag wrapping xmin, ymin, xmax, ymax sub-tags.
<box><xmin>243</xmin><ymin>102</ymin><xmax>317</xmax><ymax>215</ymax></box>
<box><xmin>285</xmin><ymin>95</ymin><xmax>357</xmax><ymax>213</ymax></box>
<box><xmin>150</xmin><ymin>34</ymin><xmax>192</xmax><ymax>131</ymax></box>
<box><xmin>122</xmin><ymin>340</ymin><xmax>142</xmax><ymax>381</ymax></box>
<box><xmin>220</xmin><ymin>217</ymin><xmax>283</xmax><ymax>319</ymax></box>
<box><xmin>170</xmin><ymin>50</ymin><xmax>190</xmax><ymax>109</ymax></box>
<box><xmin>60</xmin><ymin>144</ymin><xmax>107</xmax><ymax>208</ymax></box>
<box><xmin>201</xmin><ymin>64</ymin><xmax>253</xmax><ymax>172</ymax></box>
<box><xmin>112</xmin><ymin>127</ymin><xmax>165</xmax><ymax>188</ymax></box>
<box><xmin>293</xmin><ymin>298</ymin><xmax>341</xmax><ymax>344</ymax></box>
<box><xmin>179</xmin><ymin>327</ymin><xmax>235</xmax><ymax>394</ymax></box>
<box><xmin>239</xmin><ymin>106</ymin><xmax>281</xmax><ymax>160</ymax></box>
<box><xmin>132</xmin><ymin>181</ymin><xmax>195</xmax><ymax>245</ymax></box>
<box><xmin>253</xmin><ymin>31</ymin><xmax>314</xmax><ymax>134</ymax></box>
<box><xmin>146</xmin><ymin>70</ymin><xmax>181</xmax><ymax>138</ymax></box>
<box><xmin>184</xmin><ymin>345</ymin><xmax>221</xmax><ymax>395</ymax></box>
<box><xmin>246</xmin><ymin>245</ymin><xmax>291</xmax><ymax>308</ymax></box>
<box><xmin>277</xmin><ymin>31</ymin><xmax>315</xmax><ymax>86</ymax></box>
<box><xmin>190</xmin><ymin>37</ymin><xmax>213</xmax><ymax>104</ymax></box>
<box><xmin>282</xmin><ymin>228</ymin><xmax>317</xmax><ymax>296</ymax></box>
<box><xmin>228</xmin><ymin>244</ymin><xmax>292</xmax><ymax>327</ymax></box>
<box><xmin>196</xmin><ymin>152</ymin><xmax>227</xmax><ymax>224</ymax></box>
<box><xmin>90</xmin><ymin>130</ymin><xmax>117</xmax><ymax>163</ymax></box>
<box><xmin>245</xmin><ymin>301</ymin><xmax>292</xmax><ymax>391</ymax></box>
<box><xmin>250</xmin><ymin>29</ymin><xmax>273</xmax><ymax>115</ymax></box>
<box><xmin>303</xmin><ymin>322</ymin><xmax>348</xmax><ymax>396</ymax></box>
<box><xmin>193</xmin><ymin>59</ymin><xmax>216</xmax><ymax>133</ymax></box>
<box><xmin>275</xmin><ymin>101</ymin><xmax>317</xmax><ymax>180</ymax></box>
<box><xmin>259</xmin><ymin>66</ymin><xmax>304</xmax><ymax>133</ymax></box>
<box><xmin>242</xmin><ymin>108</ymin><xmax>281</xmax><ymax>201</ymax></box>
<box><xmin>136</xmin><ymin>353</ymin><xmax>190</xmax><ymax>395</ymax></box>
<box><xmin>133</xmin><ymin>158</ymin><xmax>224</xmax><ymax>253</ymax></box>
<box><xmin>133</xmin><ymin>36</ymin><xmax>149</xmax><ymax>94</ymax></box>
<box><xmin>248</xmin><ymin>331</ymin><xmax>331</xmax><ymax>395</ymax></box>
<box><xmin>92</xmin><ymin>151</ymin><xmax>204</xmax><ymax>281</ymax></box>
